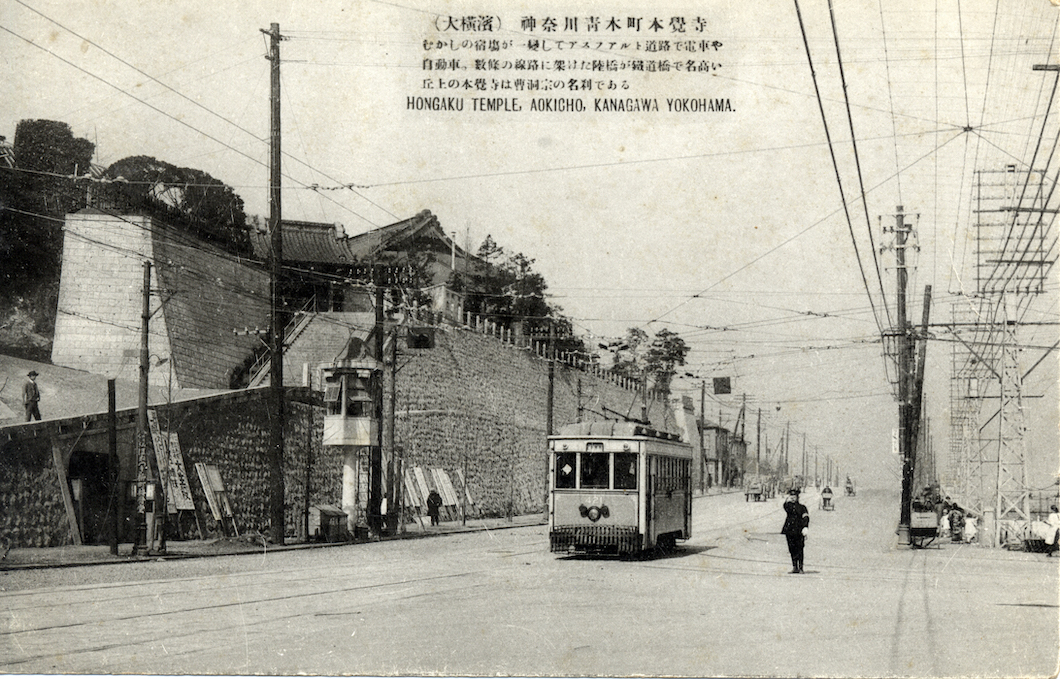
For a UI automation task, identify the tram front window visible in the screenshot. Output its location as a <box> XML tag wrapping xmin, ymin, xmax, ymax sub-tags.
<box><xmin>555</xmin><ymin>452</ymin><xmax>576</xmax><ymax>489</ymax></box>
<box><xmin>580</xmin><ymin>452</ymin><xmax>609</xmax><ymax>489</ymax></box>
<box><xmin>614</xmin><ymin>452</ymin><xmax>637</xmax><ymax>490</ymax></box>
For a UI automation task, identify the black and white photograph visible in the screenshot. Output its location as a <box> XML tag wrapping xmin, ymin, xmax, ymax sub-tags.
<box><xmin>0</xmin><ymin>1</ymin><xmax>1058</xmax><ymax>677</ymax></box>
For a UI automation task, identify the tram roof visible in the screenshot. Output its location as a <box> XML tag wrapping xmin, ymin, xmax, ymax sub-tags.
<box><xmin>553</xmin><ymin>420</ymin><xmax>684</xmax><ymax>442</ymax></box>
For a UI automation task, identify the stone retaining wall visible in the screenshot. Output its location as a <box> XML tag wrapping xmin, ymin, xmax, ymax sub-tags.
<box><xmin>0</xmin><ymin>325</ymin><xmax>672</xmax><ymax>546</ymax></box>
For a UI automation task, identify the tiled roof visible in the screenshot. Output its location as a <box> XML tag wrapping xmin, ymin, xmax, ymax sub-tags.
<box><xmin>250</xmin><ymin>210</ymin><xmax>469</xmax><ymax>265</ymax></box>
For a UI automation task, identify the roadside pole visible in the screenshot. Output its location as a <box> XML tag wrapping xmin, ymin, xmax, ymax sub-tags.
<box><xmin>369</xmin><ymin>275</ymin><xmax>384</xmax><ymax>537</ymax></box>
<box><xmin>108</xmin><ymin>379</ymin><xmax>118</xmax><ymax>555</ymax></box>
<box><xmin>265</xmin><ymin>21</ymin><xmax>286</xmax><ymax>546</ymax></box>
<box><xmin>134</xmin><ymin>260</ymin><xmax>150</xmax><ymax>555</ymax></box>
<box><xmin>895</xmin><ymin>206</ymin><xmax>913</xmax><ymax>545</ymax></box>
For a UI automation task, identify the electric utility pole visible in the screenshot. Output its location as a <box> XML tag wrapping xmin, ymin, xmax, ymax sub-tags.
<box><xmin>699</xmin><ymin>381</ymin><xmax>706</xmax><ymax>486</ymax></box>
<box><xmin>134</xmin><ymin>261</ymin><xmax>151</xmax><ymax>555</ymax></box>
<box><xmin>893</xmin><ymin>206</ymin><xmax>914</xmax><ymax>545</ymax></box>
<box><xmin>369</xmin><ymin>277</ymin><xmax>384</xmax><ymax>536</ymax></box>
<box><xmin>265</xmin><ymin>22</ymin><xmax>285</xmax><ymax>545</ymax></box>
<box><xmin>755</xmin><ymin>408</ymin><xmax>761</xmax><ymax>477</ymax></box>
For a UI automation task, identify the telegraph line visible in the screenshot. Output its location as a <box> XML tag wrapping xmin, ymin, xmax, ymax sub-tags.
<box><xmin>793</xmin><ymin>0</ymin><xmax>885</xmax><ymax>340</ymax></box>
<box><xmin>827</xmin><ymin>0</ymin><xmax>892</xmax><ymax>329</ymax></box>
<box><xmin>0</xmin><ymin>12</ymin><xmax>385</xmax><ymax>230</ymax></box>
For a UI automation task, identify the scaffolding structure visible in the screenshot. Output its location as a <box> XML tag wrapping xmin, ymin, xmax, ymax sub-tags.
<box><xmin>947</xmin><ymin>164</ymin><xmax>1054</xmax><ymax>547</ymax></box>
<box><xmin>994</xmin><ymin>302</ymin><xmax>1031</xmax><ymax>544</ymax></box>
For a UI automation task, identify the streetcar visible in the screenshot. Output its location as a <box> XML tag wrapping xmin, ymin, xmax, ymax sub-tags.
<box><xmin>548</xmin><ymin>420</ymin><xmax>692</xmax><ymax>555</ymax></box>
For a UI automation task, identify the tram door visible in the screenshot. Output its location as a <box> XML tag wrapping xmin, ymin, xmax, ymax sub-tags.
<box><xmin>644</xmin><ymin>455</ymin><xmax>652</xmax><ymax>544</ymax></box>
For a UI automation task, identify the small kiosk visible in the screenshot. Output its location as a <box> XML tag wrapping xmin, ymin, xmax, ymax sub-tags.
<box><xmin>322</xmin><ymin>358</ymin><xmax>380</xmax><ymax>447</ymax></box>
<box><xmin>322</xmin><ymin>335</ymin><xmax>382</xmax><ymax>538</ymax></box>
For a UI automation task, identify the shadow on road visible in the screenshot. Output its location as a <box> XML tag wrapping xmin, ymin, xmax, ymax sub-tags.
<box><xmin>556</xmin><ymin>544</ymin><xmax>716</xmax><ymax>562</ymax></box>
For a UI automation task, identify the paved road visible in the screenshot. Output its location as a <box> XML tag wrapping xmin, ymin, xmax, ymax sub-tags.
<box><xmin>1</xmin><ymin>488</ymin><xmax>1056</xmax><ymax>676</ymax></box>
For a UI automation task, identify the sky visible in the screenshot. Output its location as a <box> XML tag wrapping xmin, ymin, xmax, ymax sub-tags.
<box><xmin>1</xmin><ymin>0</ymin><xmax>1057</xmax><ymax>494</ymax></box>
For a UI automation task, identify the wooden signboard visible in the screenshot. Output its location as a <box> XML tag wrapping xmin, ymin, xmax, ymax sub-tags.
<box><xmin>147</xmin><ymin>410</ymin><xmax>195</xmax><ymax>512</ymax></box>
<box><xmin>432</xmin><ymin>468</ymin><xmax>459</xmax><ymax>507</ymax></box>
<box><xmin>166</xmin><ymin>433</ymin><xmax>195</xmax><ymax>511</ymax></box>
<box><xmin>146</xmin><ymin>410</ymin><xmax>174</xmax><ymax>512</ymax></box>
<box><xmin>195</xmin><ymin>462</ymin><xmax>222</xmax><ymax>521</ymax></box>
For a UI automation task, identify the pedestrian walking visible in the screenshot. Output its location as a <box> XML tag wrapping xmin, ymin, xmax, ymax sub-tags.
<box><xmin>781</xmin><ymin>488</ymin><xmax>810</xmax><ymax>573</ymax></box>
<box><xmin>1046</xmin><ymin>505</ymin><xmax>1060</xmax><ymax>557</ymax></box>
<box><xmin>23</xmin><ymin>370</ymin><xmax>41</xmax><ymax>421</ymax></box>
<box><xmin>426</xmin><ymin>489</ymin><xmax>442</xmax><ymax>526</ymax></box>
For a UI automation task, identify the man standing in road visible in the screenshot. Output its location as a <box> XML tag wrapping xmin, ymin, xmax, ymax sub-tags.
<box><xmin>23</xmin><ymin>370</ymin><xmax>41</xmax><ymax>421</ymax></box>
<box><xmin>781</xmin><ymin>488</ymin><xmax>810</xmax><ymax>573</ymax></box>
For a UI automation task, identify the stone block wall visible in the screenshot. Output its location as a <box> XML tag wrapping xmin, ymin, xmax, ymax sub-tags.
<box><xmin>51</xmin><ymin>213</ymin><xmax>154</xmax><ymax>383</ymax></box>
<box><xmin>52</xmin><ymin>211</ymin><xmax>269</xmax><ymax>390</ymax></box>
<box><xmin>390</xmin><ymin>326</ymin><xmax>672</xmax><ymax>517</ymax></box>
<box><xmin>0</xmin><ymin>437</ymin><xmax>68</xmax><ymax>547</ymax></box>
<box><xmin>163</xmin><ymin>391</ymin><xmax>341</xmax><ymax>539</ymax></box>
<box><xmin>1</xmin><ymin>323</ymin><xmax>676</xmax><ymax>546</ymax></box>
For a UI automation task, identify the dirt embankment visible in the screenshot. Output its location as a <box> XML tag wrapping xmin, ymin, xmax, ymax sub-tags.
<box><xmin>0</xmin><ymin>283</ymin><xmax>56</xmax><ymax>362</ymax></box>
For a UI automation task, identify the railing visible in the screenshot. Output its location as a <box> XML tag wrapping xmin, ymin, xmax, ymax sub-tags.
<box><xmin>403</xmin><ymin>306</ymin><xmax>655</xmax><ymax>397</ymax></box>
<box><xmin>246</xmin><ymin>296</ymin><xmax>317</xmax><ymax>388</ymax></box>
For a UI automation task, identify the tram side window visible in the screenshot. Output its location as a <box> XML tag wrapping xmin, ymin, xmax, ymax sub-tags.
<box><xmin>580</xmin><ymin>452</ymin><xmax>610</xmax><ymax>489</ymax></box>
<box><xmin>614</xmin><ymin>452</ymin><xmax>637</xmax><ymax>490</ymax></box>
<box><xmin>555</xmin><ymin>452</ymin><xmax>576</xmax><ymax>489</ymax></box>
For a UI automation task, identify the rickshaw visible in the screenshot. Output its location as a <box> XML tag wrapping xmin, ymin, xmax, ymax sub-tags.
<box><xmin>819</xmin><ymin>486</ymin><xmax>835</xmax><ymax>511</ymax></box>
<box><xmin>844</xmin><ymin>479</ymin><xmax>856</xmax><ymax>497</ymax></box>
<box><xmin>745</xmin><ymin>478</ymin><xmax>765</xmax><ymax>502</ymax></box>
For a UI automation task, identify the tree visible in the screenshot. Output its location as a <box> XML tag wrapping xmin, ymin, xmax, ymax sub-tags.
<box><xmin>0</xmin><ymin>120</ymin><xmax>95</xmax><ymax>290</ymax></box>
<box><xmin>609</xmin><ymin>327</ymin><xmax>689</xmax><ymax>396</ymax></box>
<box><xmin>466</xmin><ymin>235</ymin><xmax>550</xmax><ymax>330</ymax></box>
<box><xmin>461</xmin><ymin>234</ymin><xmax>585</xmax><ymax>356</ymax></box>
<box><xmin>100</xmin><ymin>156</ymin><xmax>250</xmax><ymax>256</ymax></box>
<box><xmin>644</xmin><ymin>328</ymin><xmax>689</xmax><ymax>395</ymax></box>
<box><xmin>610</xmin><ymin>328</ymin><xmax>650</xmax><ymax>381</ymax></box>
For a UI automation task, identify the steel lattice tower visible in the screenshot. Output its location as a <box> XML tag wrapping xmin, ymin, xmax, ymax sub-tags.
<box><xmin>949</xmin><ymin>163</ymin><xmax>1054</xmax><ymax>546</ymax></box>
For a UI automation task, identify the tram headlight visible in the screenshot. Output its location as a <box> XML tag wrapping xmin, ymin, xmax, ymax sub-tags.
<box><xmin>578</xmin><ymin>504</ymin><xmax>610</xmax><ymax>522</ymax></box>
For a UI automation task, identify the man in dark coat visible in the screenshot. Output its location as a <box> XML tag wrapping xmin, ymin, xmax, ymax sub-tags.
<box><xmin>426</xmin><ymin>490</ymin><xmax>442</xmax><ymax>526</ymax></box>
<box><xmin>781</xmin><ymin>488</ymin><xmax>810</xmax><ymax>573</ymax></box>
<box><xmin>23</xmin><ymin>370</ymin><xmax>41</xmax><ymax>421</ymax></box>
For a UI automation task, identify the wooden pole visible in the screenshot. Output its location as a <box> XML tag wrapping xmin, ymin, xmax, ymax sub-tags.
<box><xmin>266</xmin><ymin>22</ymin><xmax>286</xmax><ymax>545</ymax></box>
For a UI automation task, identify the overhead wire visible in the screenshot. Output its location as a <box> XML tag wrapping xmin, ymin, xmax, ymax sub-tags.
<box><xmin>0</xmin><ymin>6</ymin><xmax>386</xmax><ymax>230</ymax></box>
<box><xmin>638</xmin><ymin>128</ymin><xmax>965</xmax><ymax>335</ymax></box>
<box><xmin>828</xmin><ymin>0</ymin><xmax>892</xmax><ymax>330</ymax></box>
<box><xmin>787</xmin><ymin>0</ymin><xmax>887</xmax><ymax>347</ymax></box>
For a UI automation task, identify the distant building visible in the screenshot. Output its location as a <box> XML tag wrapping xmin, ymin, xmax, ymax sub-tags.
<box><xmin>701</xmin><ymin>422</ymin><xmax>727</xmax><ymax>487</ymax></box>
<box><xmin>250</xmin><ymin>210</ymin><xmax>475</xmax><ymax>322</ymax></box>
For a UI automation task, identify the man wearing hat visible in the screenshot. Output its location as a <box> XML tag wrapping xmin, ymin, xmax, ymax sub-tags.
<box><xmin>23</xmin><ymin>370</ymin><xmax>41</xmax><ymax>421</ymax></box>
<box><xmin>781</xmin><ymin>488</ymin><xmax>810</xmax><ymax>573</ymax></box>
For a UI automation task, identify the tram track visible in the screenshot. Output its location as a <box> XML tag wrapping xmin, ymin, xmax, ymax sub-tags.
<box><xmin>2</xmin><ymin>575</ymin><xmax>499</xmax><ymax>672</ymax></box>
<box><xmin>2</xmin><ymin>492</ymin><xmax>1054</xmax><ymax>676</ymax></box>
<box><xmin>1</xmin><ymin>541</ymin><xmax>544</xmax><ymax>640</ymax></box>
